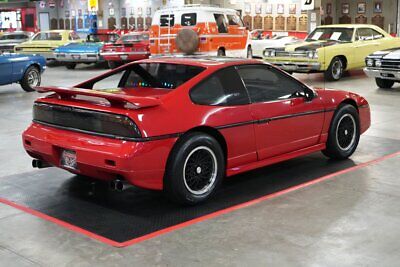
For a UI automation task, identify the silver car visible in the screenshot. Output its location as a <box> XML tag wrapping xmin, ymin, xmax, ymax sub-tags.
<box><xmin>0</xmin><ymin>31</ymin><xmax>33</xmax><ymax>53</ymax></box>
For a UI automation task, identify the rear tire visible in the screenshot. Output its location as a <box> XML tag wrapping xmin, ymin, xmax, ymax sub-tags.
<box><xmin>20</xmin><ymin>66</ymin><xmax>41</xmax><ymax>92</ymax></box>
<box><xmin>66</xmin><ymin>63</ymin><xmax>76</xmax><ymax>70</ymax></box>
<box><xmin>107</xmin><ymin>61</ymin><xmax>120</xmax><ymax>69</ymax></box>
<box><xmin>375</xmin><ymin>78</ymin><xmax>394</xmax><ymax>89</ymax></box>
<box><xmin>217</xmin><ymin>48</ymin><xmax>226</xmax><ymax>57</ymax></box>
<box><xmin>164</xmin><ymin>132</ymin><xmax>225</xmax><ymax>205</ymax></box>
<box><xmin>325</xmin><ymin>57</ymin><xmax>345</xmax><ymax>81</ymax></box>
<box><xmin>246</xmin><ymin>46</ymin><xmax>253</xmax><ymax>58</ymax></box>
<box><xmin>322</xmin><ymin>104</ymin><xmax>360</xmax><ymax>160</ymax></box>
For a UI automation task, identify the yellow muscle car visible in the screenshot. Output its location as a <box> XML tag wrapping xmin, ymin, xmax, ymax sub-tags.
<box><xmin>263</xmin><ymin>24</ymin><xmax>400</xmax><ymax>80</ymax></box>
<box><xmin>14</xmin><ymin>30</ymin><xmax>82</xmax><ymax>60</ymax></box>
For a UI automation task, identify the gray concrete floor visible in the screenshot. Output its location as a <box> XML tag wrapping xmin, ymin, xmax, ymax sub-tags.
<box><xmin>0</xmin><ymin>64</ymin><xmax>400</xmax><ymax>266</ymax></box>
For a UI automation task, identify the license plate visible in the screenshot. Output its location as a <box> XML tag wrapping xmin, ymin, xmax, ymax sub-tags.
<box><xmin>120</xmin><ymin>55</ymin><xmax>128</xmax><ymax>60</ymax></box>
<box><xmin>72</xmin><ymin>54</ymin><xmax>81</xmax><ymax>59</ymax></box>
<box><xmin>60</xmin><ymin>150</ymin><xmax>77</xmax><ymax>170</ymax></box>
<box><xmin>284</xmin><ymin>65</ymin><xmax>297</xmax><ymax>71</ymax></box>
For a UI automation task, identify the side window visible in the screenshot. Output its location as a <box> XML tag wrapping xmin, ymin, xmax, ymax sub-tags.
<box><xmin>160</xmin><ymin>14</ymin><xmax>175</xmax><ymax>27</ymax></box>
<box><xmin>227</xmin><ymin>14</ymin><xmax>244</xmax><ymax>27</ymax></box>
<box><xmin>237</xmin><ymin>65</ymin><xmax>304</xmax><ymax>103</ymax></box>
<box><xmin>372</xmin><ymin>29</ymin><xmax>384</xmax><ymax>40</ymax></box>
<box><xmin>181</xmin><ymin>13</ymin><xmax>197</xmax><ymax>26</ymax></box>
<box><xmin>190</xmin><ymin>67</ymin><xmax>249</xmax><ymax>106</ymax></box>
<box><xmin>356</xmin><ymin>28</ymin><xmax>374</xmax><ymax>41</ymax></box>
<box><xmin>213</xmin><ymin>14</ymin><xmax>228</xmax><ymax>33</ymax></box>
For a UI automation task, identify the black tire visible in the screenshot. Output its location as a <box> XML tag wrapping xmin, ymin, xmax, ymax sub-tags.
<box><xmin>66</xmin><ymin>63</ymin><xmax>76</xmax><ymax>69</ymax></box>
<box><xmin>246</xmin><ymin>46</ymin><xmax>253</xmax><ymax>58</ymax></box>
<box><xmin>164</xmin><ymin>132</ymin><xmax>225</xmax><ymax>205</ymax></box>
<box><xmin>375</xmin><ymin>78</ymin><xmax>394</xmax><ymax>89</ymax></box>
<box><xmin>324</xmin><ymin>57</ymin><xmax>345</xmax><ymax>81</ymax></box>
<box><xmin>107</xmin><ymin>61</ymin><xmax>120</xmax><ymax>69</ymax></box>
<box><xmin>322</xmin><ymin>104</ymin><xmax>360</xmax><ymax>160</ymax></box>
<box><xmin>20</xmin><ymin>66</ymin><xmax>41</xmax><ymax>92</ymax></box>
<box><xmin>217</xmin><ymin>48</ymin><xmax>226</xmax><ymax>57</ymax></box>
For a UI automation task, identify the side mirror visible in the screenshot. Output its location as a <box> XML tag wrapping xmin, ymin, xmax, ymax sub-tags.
<box><xmin>304</xmin><ymin>88</ymin><xmax>315</xmax><ymax>102</ymax></box>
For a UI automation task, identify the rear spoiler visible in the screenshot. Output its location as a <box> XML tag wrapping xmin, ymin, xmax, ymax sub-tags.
<box><xmin>35</xmin><ymin>86</ymin><xmax>161</xmax><ymax>109</ymax></box>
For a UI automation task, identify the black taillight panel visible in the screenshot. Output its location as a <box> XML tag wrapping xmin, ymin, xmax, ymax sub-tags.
<box><xmin>33</xmin><ymin>102</ymin><xmax>142</xmax><ymax>140</ymax></box>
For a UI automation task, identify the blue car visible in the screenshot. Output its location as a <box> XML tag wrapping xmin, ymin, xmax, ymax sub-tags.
<box><xmin>54</xmin><ymin>33</ymin><xmax>119</xmax><ymax>69</ymax></box>
<box><xmin>0</xmin><ymin>53</ymin><xmax>46</xmax><ymax>92</ymax></box>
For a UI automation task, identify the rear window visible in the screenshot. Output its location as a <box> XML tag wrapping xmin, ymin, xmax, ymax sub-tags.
<box><xmin>123</xmin><ymin>63</ymin><xmax>205</xmax><ymax>89</ymax></box>
<box><xmin>87</xmin><ymin>34</ymin><xmax>119</xmax><ymax>43</ymax></box>
<box><xmin>160</xmin><ymin>14</ymin><xmax>174</xmax><ymax>27</ymax></box>
<box><xmin>33</xmin><ymin>32</ymin><xmax>62</xmax><ymax>41</ymax></box>
<box><xmin>181</xmin><ymin>13</ymin><xmax>197</xmax><ymax>26</ymax></box>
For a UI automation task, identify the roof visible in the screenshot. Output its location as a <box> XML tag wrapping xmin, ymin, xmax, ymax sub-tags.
<box><xmin>134</xmin><ymin>56</ymin><xmax>262</xmax><ymax>68</ymax></box>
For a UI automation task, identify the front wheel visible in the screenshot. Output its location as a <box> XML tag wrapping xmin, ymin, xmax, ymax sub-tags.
<box><xmin>66</xmin><ymin>63</ymin><xmax>76</xmax><ymax>69</ymax></box>
<box><xmin>325</xmin><ymin>57</ymin><xmax>345</xmax><ymax>81</ymax></box>
<box><xmin>164</xmin><ymin>132</ymin><xmax>225</xmax><ymax>205</ymax></box>
<box><xmin>246</xmin><ymin>46</ymin><xmax>253</xmax><ymax>58</ymax></box>
<box><xmin>322</xmin><ymin>104</ymin><xmax>360</xmax><ymax>160</ymax></box>
<box><xmin>375</xmin><ymin>78</ymin><xmax>395</xmax><ymax>89</ymax></box>
<box><xmin>20</xmin><ymin>66</ymin><xmax>41</xmax><ymax>92</ymax></box>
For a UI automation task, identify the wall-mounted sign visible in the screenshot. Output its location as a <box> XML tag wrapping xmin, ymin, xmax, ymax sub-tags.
<box><xmin>88</xmin><ymin>0</ymin><xmax>98</xmax><ymax>12</ymax></box>
<box><xmin>109</xmin><ymin>8</ymin><xmax>115</xmax><ymax>16</ymax></box>
<box><xmin>39</xmin><ymin>1</ymin><xmax>46</xmax><ymax>9</ymax></box>
<box><xmin>301</xmin><ymin>0</ymin><xmax>314</xmax><ymax>11</ymax></box>
<box><xmin>48</xmin><ymin>0</ymin><xmax>56</xmax><ymax>8</ymax></box>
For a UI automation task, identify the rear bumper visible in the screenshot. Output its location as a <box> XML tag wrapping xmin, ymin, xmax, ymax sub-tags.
<box><xmin>23</xmin><ymin>122</ymin><xmax>178</xmax><ymax>190</ymax></box>
<box><xmin>55</xmin><ymin>53</ymin><xmax>102</xmax><ymax>63</ymax></box>
<box><xmin>363</xmin><ymin>67</ymin><xmax>400</xmax><ymax>81</ymax></box>
<box><xmin>101</xmin><ymin>51</ymin><xmax>150</xmax><ymax>62</ymax></box>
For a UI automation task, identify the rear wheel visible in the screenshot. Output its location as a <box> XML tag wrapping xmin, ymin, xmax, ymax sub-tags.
<box><xmin>66</xmin><ymin>63</ymin><xmax>76</xmax><ymax>69</ymax></box>
<box><xmin>107</xmin><ymin>61</ymin><xmax>121</xmax><ymax>69</ymax></box>
<box><xmin>246</xmin><ymin>46</ymin><xmax>253</xmax><ymax>58</ymax></box>
<box><xmin>322</xmin><ymin>104</ymin><xmax>360</xmax><ymax>160</ymax></box>
<box><xmin>164</xmin><ymin>132</ymin><xmax>225</xmax><ymax>205</ymax></box>
<box><xmin>217</xmin><ymin>48</ymin><xmax>226</xmax><ymax>57</ymax></box>
<box><xmin>325</xmin><ymin>57</ymin><xmax>345</xmax><ymax>81</ymax></box>
<box><xmin>20</xmin><ymin>66</ymin><xmax>41</xmax><ymax>92</ymax></box>
<box><xmin>375</xmin><ymin>78</ymin><xmax>395</xmax><ymax>89</ymax></box>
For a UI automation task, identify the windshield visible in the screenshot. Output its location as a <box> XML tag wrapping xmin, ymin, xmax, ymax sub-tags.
<box><xmin>32</xmin><ymin>32</ymin><xmax>62</xmax><ymax>41</ymax></box>
<box><xmin>306</xmin><ymin>27</ymin><xmax>354</xmax><ymax>42</ymax></box>
<box><xmin>87</xmin><ymin>34</ymin><xmax>119</xmax><ymax>43</ymax></box>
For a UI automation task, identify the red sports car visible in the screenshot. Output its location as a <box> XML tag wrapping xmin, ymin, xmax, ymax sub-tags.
<box><xmin>23</xmin><ymin>57</ymin><xmax>371</xmax><ymax>205</ymax></box>
<box><xmin>100</xmin><ymin>32</ymin><xmax>150</xmax><ymax>69</ymax></box>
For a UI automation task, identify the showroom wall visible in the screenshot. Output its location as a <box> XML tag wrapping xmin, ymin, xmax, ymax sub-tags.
<box><xmin>321</xmin><ymin>0</ymin><xmax>398</xmax><ymax>33</ymax></box>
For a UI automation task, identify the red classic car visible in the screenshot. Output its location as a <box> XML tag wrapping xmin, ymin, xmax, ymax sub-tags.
<box><xmin>100</xmin><ymin>32</ymin><xmax>150</xmax><ymax>69</ymax></box>
<box><xmin>23</xmin><ymin>57</ymin><xmax>371</xmax><ymax>205</ymax></box>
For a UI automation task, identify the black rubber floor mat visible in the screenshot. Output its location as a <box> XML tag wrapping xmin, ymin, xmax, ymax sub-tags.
<box><xmin>0</xmin><ymin>135</ymin><xmax>399</xmax><ymax>245</ymax></box>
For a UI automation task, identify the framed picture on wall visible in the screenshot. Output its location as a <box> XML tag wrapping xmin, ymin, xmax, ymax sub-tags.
<box><xmin>342</xmin><ymin>3</ymin><xmax>349</xmax><ymax>14</ymax></box>
<box><xmin>65</xmin><ymin>10</ymin><xmax>70</xmax><ymax>17</ymax></box>
<box><xmin>266</xmin><ymin>4</ymin><xmax>272</xmax><ymax>14</ymax></box>
<box><xmin>357</xmin><ymin>2</ymin><xmax>366</xmax><ymax>14</ymax></box>
<box><xmin>255</xmin><ymin>4</ymin><xmax>261</xmax><ymax>14</ymax></box>
<box><xmin>326</xmin><ymin>3</ymin><xmax>332</xmax><ymax>15</ymax></box>
<box><xmin>121</xmin><ymin>7</ymin><xmax>126</xmax><ymax>17</ymax></box>
<box><xmin>277</xmin><ymin>4</ymin><xmax>284</xmax><ymax>14</ymax></box>
<box><xmin>71</xmin><ymin>10</ymin><xmax>76</xmax><ymax>17</ymax></box>
<box><xmin>78</xmin><ymin>9</ymin><xmax>82</xmax><ymax>17</ymax></box>
<box><xmin>146</xmin><ymin>7</ymin><xmax>151</xmax><ymax>16</ymax></box>
<box><xmin>138</xmin><ymin>7</ymin><xmax>143</xmax><ymax>16</ymax></box>
<box><xmin>289</xmin><ymin>4</ymin><xmax>296</xmax><ymax>14</ymax></box>
<box><xmin>130</xmin><ymin>7</ymin><xmax>134</xmax><ymax>15</ymax></box>
<box><xmin>244</xmin><ymin>3</ymin><xmax>251</xmax><ymax>14</ymax></box>
<box><xmin>374</xmin><ymin>1</ymin><xmax>382</xmax><ymax>13</ymax></box>
<box><xmin>109</xmin><ymin>8</ymin><xmax>114</xmax><ymax>16</ymax></box>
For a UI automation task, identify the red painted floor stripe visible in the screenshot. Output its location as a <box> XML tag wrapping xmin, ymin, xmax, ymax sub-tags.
<box><xmin>0</xmin><ymin>151</ymin><xmax>399</xmax><ymax>248</ymax></box>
